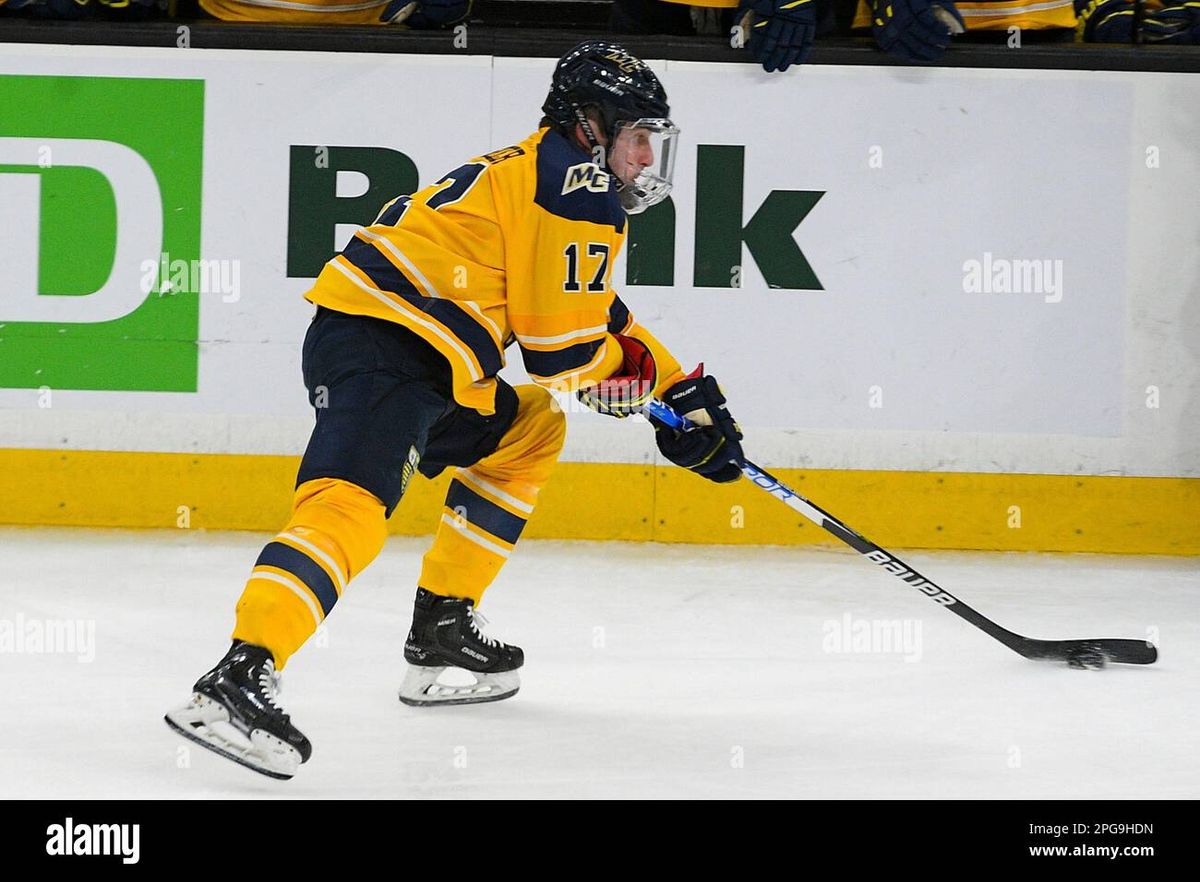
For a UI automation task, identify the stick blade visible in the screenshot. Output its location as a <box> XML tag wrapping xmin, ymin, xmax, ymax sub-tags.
<box><xmin>1015</xmin><ymin>638</ymin><xmax>1158</xmax><ymax>666</ymax></box>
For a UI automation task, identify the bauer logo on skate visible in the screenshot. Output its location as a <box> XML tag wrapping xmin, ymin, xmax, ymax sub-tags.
<box><xmin>45</xmin><ymin>818</ymin><xmax>139</xmax><ymax>864</ymax></box>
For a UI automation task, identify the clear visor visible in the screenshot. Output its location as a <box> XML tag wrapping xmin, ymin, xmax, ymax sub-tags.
<box><xmin>611</xmin><ymin>118</ymin><xmax>679</xmax><ymax>215</ymax></box>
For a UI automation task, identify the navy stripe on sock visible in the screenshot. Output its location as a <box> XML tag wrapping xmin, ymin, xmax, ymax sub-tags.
<box><xmin>445</xmin><ymin>479</ymin><xmax>527</xmax><ymax>546</ymax></box>
<box><xmin>255</xmin><ymin>541</ymin><xmax>339</xmax><ymax>617</ymax></box>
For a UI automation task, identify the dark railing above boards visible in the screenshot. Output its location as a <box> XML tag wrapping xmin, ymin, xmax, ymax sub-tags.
<box><xmin>1</xmin><ymin>12</ymin><xmax>1199</xmax><ymax>73</ymax></box>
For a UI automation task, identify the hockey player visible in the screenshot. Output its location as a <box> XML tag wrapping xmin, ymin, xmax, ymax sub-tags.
<box><xmin>164</xmin><ymin>40</ymin><xmax>746</xmax><ymax>780</ymax></box>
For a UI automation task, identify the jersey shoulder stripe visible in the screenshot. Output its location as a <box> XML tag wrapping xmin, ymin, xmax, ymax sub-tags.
<box><xmin>340</xmin><ymin>237</ymin><xmax>503</xmax><ymax>377</ymax></box>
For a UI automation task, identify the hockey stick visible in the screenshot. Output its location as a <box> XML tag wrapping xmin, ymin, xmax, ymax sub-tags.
<box><xmin>644</xmin><ymin>399</ymin><xmax>1158</xmax><ymax>667</ymax></box>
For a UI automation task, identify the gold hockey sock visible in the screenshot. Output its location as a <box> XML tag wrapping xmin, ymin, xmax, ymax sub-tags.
<box><xmin>420</xmin><ymin>385</ymin><xmax>566</xmax><ymax>604</ymax></box>
<box><xmin>233</xmin><ymin>477</ymin><xmax>387</xmax><ymax>668</ymax></box>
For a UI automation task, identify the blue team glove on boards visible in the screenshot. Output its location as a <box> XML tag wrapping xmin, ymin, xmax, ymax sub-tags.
<box><xmin>737</xmin><ymin>0</ymin><xmax>818</xmax><ymax>72</ymax></box>
<box><xmin>871</xmin><ymin>0</ymin><xmax>965</xmax><ymax>63</ymax></box>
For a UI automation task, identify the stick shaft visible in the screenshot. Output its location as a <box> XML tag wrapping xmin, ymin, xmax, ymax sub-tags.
<box><xmin>643</xmin><ymin>398</ymin><xmax>1157</xmax><ymax>664</ymax></box>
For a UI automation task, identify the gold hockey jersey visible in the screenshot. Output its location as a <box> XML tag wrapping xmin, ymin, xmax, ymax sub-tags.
<box><xmin>652</xmin><ymin>0</ymin><xmax>1076</xmax><ymax>35</ymax></box>
<box><xmin>305</xmin><ymin>126</ymin><xmax>685</xmax><ymax>416</ymax></box>
<box><xmin>200</xmin><ymin>0</ymin><xmax>392</xmax><ymax>23</ymax></box>
<box><xmin>852</xmin><ymin>0</ymin><xmax>1077</xmax><ymax>30</ymax></box>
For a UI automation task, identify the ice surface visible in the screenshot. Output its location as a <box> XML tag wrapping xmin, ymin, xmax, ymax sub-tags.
<box><xmin>0</xmin><ymin>526</ymin><xmax>1195</xmax><ymax>799</ymax></box>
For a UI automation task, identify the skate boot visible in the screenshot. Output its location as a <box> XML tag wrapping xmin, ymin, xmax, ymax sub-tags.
<box><xmin>399</xmin><ymin>588</ymin><xmax>523</xmax><ymax>706</ymax></box>
<box><xmin>164</xmin><ymin>641</ymin><xmax>311</xmax><ymax>780</ymax></box>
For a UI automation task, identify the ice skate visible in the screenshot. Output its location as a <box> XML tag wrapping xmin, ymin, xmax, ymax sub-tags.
<box><xmin>399</xmin><ymin>588</ymin><xmax>523</xmax><ymax>706</ymax></box>
<box><xmin>164</xmin><ymin>641</ymin><xmax>311</xmax><ymax>780</ymax></box>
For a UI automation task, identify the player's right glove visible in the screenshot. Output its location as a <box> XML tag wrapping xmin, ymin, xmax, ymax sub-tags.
<box><xmin>870</xmin><ymin>0</ymin><xmax>965</xmax><ymax>63</ymax></box>
<box><xmin>736</xmin><ymin>0</ymin><xmax>818</xmax><ymax>72</ymax></box>
<box><xmin>577</xmin><ymin>334</ymin><xmax>657</xmax><ymax>419</ymax></box>
<box><xmin>1077</xmin><ymin>0</ymin><xmax>1200</xmax><ymax>43</ymax></box>
<box><xmin>651</xmin><ymin>367</ymin><xmax>745</xmax><ymax>484</ymax></box>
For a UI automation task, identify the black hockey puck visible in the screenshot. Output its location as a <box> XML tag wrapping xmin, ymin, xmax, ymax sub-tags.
<box><xmin>1067</xmin><ymin>646</ymin><xmax>1108</xmax><ymax>670</ymax></box>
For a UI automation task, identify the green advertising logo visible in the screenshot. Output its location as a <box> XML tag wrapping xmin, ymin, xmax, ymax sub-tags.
<box><xmin>0</xmin><ymin>75</ymin><xmax>204</xmax><ymax>392</ymax></box>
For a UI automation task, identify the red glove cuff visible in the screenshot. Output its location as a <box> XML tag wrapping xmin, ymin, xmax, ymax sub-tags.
<box><xmin>609</xmin><ymin>334</ymin><xmax>657</xmax><ymax>386</ymax></box>
<box><xmin>578</xmin><ymin>334</ymin><xmax>658</xmax><ymax>417</ymax></box>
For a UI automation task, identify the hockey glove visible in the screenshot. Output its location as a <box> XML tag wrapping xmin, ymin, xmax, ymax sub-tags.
<box><xmin>577</xmin><ymin>334</ymin><xmax>657</xmax><ymax>419</ymax></box>
<box><xmin>870</xmin><ymin>0</ymin><xmax>965</xmax><ymax>63</ymax></box>
<box><xmin>1145</xmin><ymin>3</ymin><xmax>1200</xmax><ymax>41</ymax></box>
<box><xmin>1078</xmin><ymin>0</ymin><xmax>1200</xmax><ymax>43</ymax></box>
<box><xmin>737</xmin><ymin>0</ymin><xmax>817</xmax><ymax>72</ymax></box>
<box><xmin>378</xmin><ymin>0</ymin><xmax>417</xmax><ymax>22</ymax></box>
<box><xmin>652</xmin><ymin>367</ymin><xmax>745</xmax><ymax>484</ymax></box>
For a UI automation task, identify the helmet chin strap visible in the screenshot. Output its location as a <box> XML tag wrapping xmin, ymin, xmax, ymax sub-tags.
<box><xmin>573</xmin><ymin>109</ymin><xmax>601</xmax><ymax>153</ymax></box>
<box><xmin>573</xmin><ymin>108</ymin><xmax>624</xmax><ymax>186</ymax></box>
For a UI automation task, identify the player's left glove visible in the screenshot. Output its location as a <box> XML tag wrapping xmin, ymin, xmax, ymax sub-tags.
<box><xmin>870</xmin><ymin>0</ymin><xmax>965</xmax><ymax>63</ymax></box>
<box><xmin>737</xmin><ymin>0</ymin><xmax>817</xmax><ymax>72</ymax></box>
<box><xmin>577</xmin><ymin>334</ymin><xmax>657</xmax><ymax>419</ymax></box>
<box><xmin>651</xmin><ymin>367</ymin><xmax>745</xmax><ymax>484</ymax></box>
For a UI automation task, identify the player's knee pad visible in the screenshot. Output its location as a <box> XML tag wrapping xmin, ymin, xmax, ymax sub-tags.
<box><xmin>459</xmin><ymin>385</ymin><xmax>565</xmax><ymax>492</ymax></box>
<box><xmin>510</xmin><ymin>384</ymin><xmax>567</xmax><ymax>462</ymax></box>
<box><xmin>287</xmin><ymin>477</ymin><xmax>388</xmax><ymax>582</ymax></box>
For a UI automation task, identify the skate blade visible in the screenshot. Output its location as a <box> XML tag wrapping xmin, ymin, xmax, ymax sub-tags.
<box><xmin>398</xmin><ymin>665</ymin><xmax>520</xmax><ymax>707</ymax></box>
<box><xmin>164</xmin><ymin>693</ymin><xmax>301</xmax><ymax>781</ymax></box>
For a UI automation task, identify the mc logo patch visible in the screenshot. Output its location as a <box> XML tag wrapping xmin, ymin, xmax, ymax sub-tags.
<box><xmin>561</xmin><ymin>162</ymin><xmax>610</xmax><ymax>196</ymax></box>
